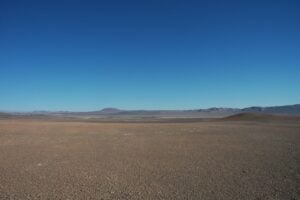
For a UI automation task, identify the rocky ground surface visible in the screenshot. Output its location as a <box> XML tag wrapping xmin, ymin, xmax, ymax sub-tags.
<box><xmin>0</xmin><ymin>119</ymin><xmax>299</xmax><ymax>199</ymax></box>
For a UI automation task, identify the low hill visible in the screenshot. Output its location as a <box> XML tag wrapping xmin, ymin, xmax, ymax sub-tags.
<box><xmin>223</xmin><ymin>112</ymin><xmax>300</xmax><ymax>121</ymax></box>
<box><xmin>0</xmin><ymin>112</ymin><xmax>12</xmax><ymax>119</ymax></box>
<box><xmin>241</xmin><ymin>104</ymin><xmax>300</xmax><ymax>115</ymax></box>
<box><xmin>98</xmin><ymin>108</ymin><xmax>122</xmax><ymax>114</ymax></box>
<box><xmin>1</xmin><ymin>104</ymin><xmax>299</xmax><ymax>120</ymax></box>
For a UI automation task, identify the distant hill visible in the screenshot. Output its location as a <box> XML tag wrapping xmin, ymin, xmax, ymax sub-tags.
<box><xmin>241</xmin><ymin>104</ymin><xmax>300</xmax><ymax>115</ymax></box>
<box><xmin>223</xmin><ymin>112</ymin><xmax>300</xmax><ymax>121</ymax></box>
<box><xmin>98</xmin><ymin>108</ymin><xmax>122</xmax><ymax>114</ymax></box>
<box><xmin>0</xmin><ymin>112</ymin><xmax>12</xmax><ymax>118</ymax></box>
<box><xmin>1</xmin><ymin>104</ymin><xmax>299</xmax><ymax>119</ymax></box>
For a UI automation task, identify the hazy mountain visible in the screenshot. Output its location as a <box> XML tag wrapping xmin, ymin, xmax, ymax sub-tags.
<box><xmin>1</xmin><ymin>104</ymin><xmax>299</xmax><ymax>119</ymax></box>
<box><xmin>241</xmin><ymin>104</ymin><xmax>300</xmax><ymax>115</ymax></box>
<box><xmin>0</xmin><ymin>112</ymin><xmax>12</xmax><ymax>118</ymax></box>
<box><xmin>98</xmin><ymin>108</ymin><xmax>123</xmax><ymax>114</ymax></box>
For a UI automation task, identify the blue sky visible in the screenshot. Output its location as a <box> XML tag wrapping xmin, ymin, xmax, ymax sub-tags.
<box><xmin>0</xmin><ymin>0</ymin><xmax>299</xmax><ymax>111</ymax></box>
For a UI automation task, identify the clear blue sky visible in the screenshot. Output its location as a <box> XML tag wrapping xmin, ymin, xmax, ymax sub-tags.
<box><xmin>1</xmin><ymin>0</ymin><xmax>299</xmax><ymax>111</ymax></box>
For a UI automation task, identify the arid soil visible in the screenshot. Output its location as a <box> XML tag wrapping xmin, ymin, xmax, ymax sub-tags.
<box><xmin>0</xmin><ymin>119</ymin><xmax>299</xmax><ymax>199</ymax></box>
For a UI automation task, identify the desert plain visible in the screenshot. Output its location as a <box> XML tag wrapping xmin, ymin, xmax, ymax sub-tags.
<box><xmin>0</xmin><ymin>116</ymin><xmax>299</xmax><ymax>199</ymax></box>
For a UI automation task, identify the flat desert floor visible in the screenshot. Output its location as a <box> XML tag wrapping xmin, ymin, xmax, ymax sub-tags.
<box><xmin>0</xmin><ymin>119</ymin><xmax>299</xmax><ymax>199</ymax></box>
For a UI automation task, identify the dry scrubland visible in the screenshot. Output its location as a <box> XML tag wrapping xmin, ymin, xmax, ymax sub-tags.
<box><xmin>0</xmin><ymin>118</ymin><xmax>299</xmax><ymax>199</ymax></box>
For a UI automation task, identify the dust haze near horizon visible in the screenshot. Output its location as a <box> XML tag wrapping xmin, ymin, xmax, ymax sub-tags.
<box><xmin>1</xmin><ymin>0</ymin><xmax>300</xmax><ymax>111</ymax></box>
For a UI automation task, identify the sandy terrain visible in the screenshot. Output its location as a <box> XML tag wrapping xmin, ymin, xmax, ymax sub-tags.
<box><xmin>0</xmin><ymin>118</ymin><xmax>299</xmax><ymax>199</ymax></box>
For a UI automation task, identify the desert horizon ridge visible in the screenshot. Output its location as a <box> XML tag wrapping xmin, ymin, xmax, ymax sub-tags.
<box><xmin>2</xmin><ymin>103</ymin><xmax>300</xmax><ymax>113</ymax></box>
<box><xmin>1</xmin><ymin>104</ymin><xmax>300</xmax><ymax>121</ymax></box>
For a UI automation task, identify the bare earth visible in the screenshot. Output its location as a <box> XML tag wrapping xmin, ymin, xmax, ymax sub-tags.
<box><xmin>0</xmin><ymin>119</ymin><xmax>299</xmax><ymax>199</ymax></box>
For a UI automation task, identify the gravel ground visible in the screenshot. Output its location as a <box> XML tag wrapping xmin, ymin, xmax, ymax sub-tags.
<box><xmin>0</xmin><ymin>119</ymin><xmax>299</xmax><ymax>199</ymax></box>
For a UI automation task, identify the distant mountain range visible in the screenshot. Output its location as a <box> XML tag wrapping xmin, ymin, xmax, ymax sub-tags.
<box><xmin>1</xmin><ymin>104</ymin><xmax>300</xmax><ymax>119</ymax></box>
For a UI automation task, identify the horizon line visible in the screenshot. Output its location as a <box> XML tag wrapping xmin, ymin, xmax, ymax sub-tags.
<box><xmin>1</xmin><ymin>103</ymin><xmax>299</xmax><ymax>113</ymax></box>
